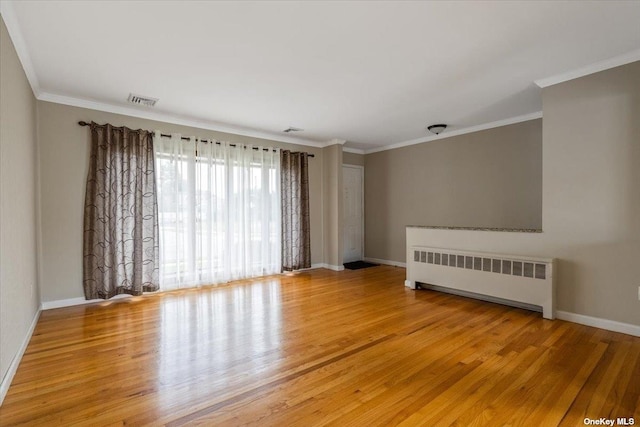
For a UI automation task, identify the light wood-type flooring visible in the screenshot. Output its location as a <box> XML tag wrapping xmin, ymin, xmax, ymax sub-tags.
<box><xmin>1</xmin><ymin>266</ymin><xmax>639</xmax><ymax>426</ymax></box>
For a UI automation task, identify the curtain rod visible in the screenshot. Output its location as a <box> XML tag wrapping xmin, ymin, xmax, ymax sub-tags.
<box><xmin>77</xmin><ymin>121</ymin><xmax>315</xmax><ymax>157</ymax></box>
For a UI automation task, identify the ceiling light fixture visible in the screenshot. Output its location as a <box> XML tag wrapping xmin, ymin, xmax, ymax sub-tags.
<box><xmin>427</xmin><ymin>124</ymin><xmax>447</xmax><ymax>135</ymax></box>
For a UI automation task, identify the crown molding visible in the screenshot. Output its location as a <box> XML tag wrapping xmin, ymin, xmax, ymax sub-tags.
<box><xmin>343</xmin><ymin>147</ymin><xmax>366</xmax><ymax>155</ymax></box>
<box><xmin>364</xmin><ymin>111</ymin><xmax>543</xmax><ymax>155</ymax></box>
<box><xmin>323</xmin><ymin>138</ymin><xmax>346</xmax><ymax>147</ymax></box>
<box><xmin>534</xmin><ymin>49</ymin><xmax>640</xmax><ymax>88</ymax></box>
<box><xmin>0</xmin><ymin>0</ymin><xmax>41</xmax><ymax>97</ymax></box>
<box><xmin>38</xmin><ymin>92</ymin><xmax>327</xmax><ymax>148</ymax></box>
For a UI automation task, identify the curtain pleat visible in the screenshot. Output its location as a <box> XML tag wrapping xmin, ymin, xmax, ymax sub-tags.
<box><xmin>280</xmin><ymin>150</ymin><xmax>311</xmax><ymax>271</ymax></box>
<box><xmin>83</xmin><ymin>122</ymin><xmax>159</xmax><ymax>299</ymax></box>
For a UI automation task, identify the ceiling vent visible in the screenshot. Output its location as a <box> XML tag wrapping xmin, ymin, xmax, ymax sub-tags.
<box><xmin>283</xmin><ymin>127</ymin><xmax>303</xmax><ymax>133</ymax></box>
<box><xmin>127</xmin><ymin>93</ymin><xmax>158</xmax><ymax>107</ymax></box>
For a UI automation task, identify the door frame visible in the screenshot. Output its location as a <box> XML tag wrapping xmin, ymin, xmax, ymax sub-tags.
<box><xmin>342</xmin><ymin>164</ymin><xmax>365</xmax><ymax>263</ymax></box>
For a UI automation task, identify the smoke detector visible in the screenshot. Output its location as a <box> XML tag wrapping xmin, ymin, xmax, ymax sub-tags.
<box><xmin>283</xmin><ymin>127</ymin><xmax>303</xmax><ymax>133</ymax></box>
<box><xmin>127</xmin><ymin>93</ymin><xmax>158</xmax><ymax>107</ymax></box>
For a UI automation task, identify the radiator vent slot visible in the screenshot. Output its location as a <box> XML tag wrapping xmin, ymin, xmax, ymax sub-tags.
<box><xmin>127</xmin><ymin>93</ymin><xmax>158</xmax><ymax>107</ymax></box>
<box><xmin>413</xmin><ymin>249</ymin><xmax>547</xmax><ymax>280</ymax></box>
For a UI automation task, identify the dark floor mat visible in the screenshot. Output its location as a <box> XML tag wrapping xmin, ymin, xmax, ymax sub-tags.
<box><xmin>344</xmin><ymin>261</ymin><xmax>379</xmax><ymax>270</ymax></box>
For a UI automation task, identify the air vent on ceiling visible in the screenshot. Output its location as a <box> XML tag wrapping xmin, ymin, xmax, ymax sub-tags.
<box><xmin>283</xmin><ymin>127</ymin><xmax>303</xmax><ymax>133</ymax></box>
<box><xmin>127</xmin><ymin>93</ymin><xmax>158</xmax><ymax>107</ymax></box>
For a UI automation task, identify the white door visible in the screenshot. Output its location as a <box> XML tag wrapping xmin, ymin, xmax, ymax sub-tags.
<box><xmin>343</xmin><ymin>165</ymin><xmax>364</xmax><ymax>263</ymax></box>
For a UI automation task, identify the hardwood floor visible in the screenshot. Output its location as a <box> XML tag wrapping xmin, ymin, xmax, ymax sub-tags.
<box><xmin>1</xmin><ymin>266</ymin><xmax>639</xmax><ymax>426</ymax></box>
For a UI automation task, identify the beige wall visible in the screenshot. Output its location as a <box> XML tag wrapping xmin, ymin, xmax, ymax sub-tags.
<box><xmin>322</xmin><ymin>144</ymin><xmax>344</xmax><ymax>267</ymax></box>
<box><xmin>343</xmin><ymin>151</ymin><xmax>364</xmax><ymax>166</ymax></box>
<box><xmin>365</xmin><ymin>119</ymin><xmax>542</xmax><ymax>262</ymax></box>
<box><xmin>0</xmin><ymin>17</ymin><xmax>40</xmax><ymax>392</ymax></box>
<box><xmin>406</xmin><ymin>61</ymin><xmax>640</xmax><ymax>326</ymax></box>
<box><xmin>37</xmin><ymin>101</ymin><xmax>324</xmax><ymax>302</ymax></box>
<box><xmin>542</xmin><ymin>61</ymin><xmax>640</xmax><ymax>324</ymax></box>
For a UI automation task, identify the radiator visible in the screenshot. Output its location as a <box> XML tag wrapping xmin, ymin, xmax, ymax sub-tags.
<box><xmin>405</xmin><ymin>246</ymin><xmax>555</xmax><ymax>319</ymax></box>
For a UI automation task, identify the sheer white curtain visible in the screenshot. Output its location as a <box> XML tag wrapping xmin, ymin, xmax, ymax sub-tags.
<box><xmin>155</xmin><ymin>133</ymin><xmax>281</xmax><ymax>291</ymax></box>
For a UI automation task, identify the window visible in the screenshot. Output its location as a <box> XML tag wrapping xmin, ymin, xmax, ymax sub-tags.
<box><xmin>155</xmin><ymin>134</ymin><xmax>280</xmax><ymax>290</ymax></box>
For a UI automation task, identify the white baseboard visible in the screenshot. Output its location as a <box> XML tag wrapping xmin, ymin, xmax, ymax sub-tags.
<box><xmin>41</xmin><ymin>297</ymin><xmax>101</xmax><ymax>310</ymax></box>
<box><xmin>303</xmin><ymin>263</ymin><xmax>344</xmax><ymax>271</ymax></box>
<box><xmin>556</xmin><ymin>311</ymin><xmax>640</xmax><ymax>337</ymax></box>
<box><xmin>283</xmin><ymin>263</ymin><xmax>330</xmax><ymax>272</ymax></box>
<box><xmin>0</xmin><ymin>308</ymin><xmax>41</xmax><ymax>406</ymax></box>
<box><xmin>364</xmin><ymin>257</ymin><xmax>406</xmax><ymax>268</ymax></box>
<box><xmin>40</xmin><ymin>294</ymin><xmax>134</xmax><ymax>310</ymax></box>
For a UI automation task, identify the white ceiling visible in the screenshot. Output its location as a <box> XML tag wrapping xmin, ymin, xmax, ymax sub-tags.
<box><xmin>4</xmin><ymin>1</ymin><xmax>640</xmax><ymax>152</ymax></box>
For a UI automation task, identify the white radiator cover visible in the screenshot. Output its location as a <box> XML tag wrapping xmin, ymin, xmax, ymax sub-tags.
<box><xmin>405</xmin><ymin>245</ymin><xmax>555</xmax><ymax>319</ymax></box>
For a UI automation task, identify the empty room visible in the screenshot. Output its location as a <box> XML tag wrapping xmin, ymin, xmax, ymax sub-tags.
<box><xmin>1</xmin><ymin>1</ymin><xmax>640</xmax><ymax>425</ymax></box>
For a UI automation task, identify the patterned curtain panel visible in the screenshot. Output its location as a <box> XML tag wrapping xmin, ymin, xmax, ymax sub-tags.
<box><xmin>83</xmin><ymin>122</ymin><xmax>159</xmax><ymax>299</ymax></box>
<box><xmin>281</xmin><ymin>150</ymin><xmax>311</xmax><ymax>271</ymax></box>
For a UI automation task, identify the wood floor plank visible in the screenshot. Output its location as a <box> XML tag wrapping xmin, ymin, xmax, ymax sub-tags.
<box><xmin>1</xmin><ymin>266</ymin><xmax>639</xmax><ymax>426</ymax></box>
